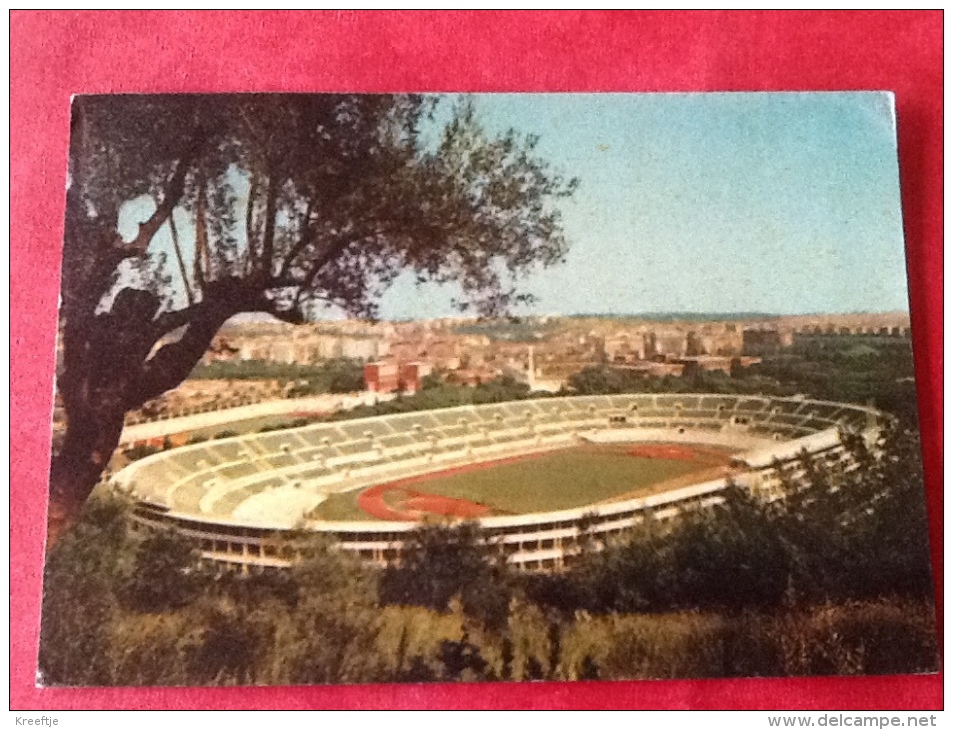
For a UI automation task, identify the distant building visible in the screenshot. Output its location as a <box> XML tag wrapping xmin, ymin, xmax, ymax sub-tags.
<box><xmin>341</xmin><ymin>336</ymin><xmax>381</xmax><ymax>361</ymax></box>
<box><xmin>364</xmin><ymin>360</ymin><xmax>433</xmax><ymax>394</ymax></box>
<box><xmin>364</xmin><ymin>362</ymin><xmax>400</xmax><ymax>393</ymax></box>
<box><xmin>612</xmin><ymin>362</ymin><xmax>686</xmax><ymax>378</ymax></box>
<box><xmin>647</xmin><ymin>331</ymin><xmax>688</xmax><ymax>358</ymax></box>
<box><xmin>398</xmin><ymin>361</ymin><xmax>433</xmax><ymax>394</ymax></box>
<box><xmin>685</xmin><ymin>331</ymin><xmax>706</xmax><ymax>356</ymax></box>
<box><xmin>675</xmin><ymin>355</ymin><xmax>761</xmax><ymax>376</ymax></box>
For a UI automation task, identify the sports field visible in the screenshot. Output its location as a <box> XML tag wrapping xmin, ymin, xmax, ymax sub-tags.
<box><xmin>311</xmin><ymin>444</ymin><xmax>733</xmax><ymax>522</ymax></box>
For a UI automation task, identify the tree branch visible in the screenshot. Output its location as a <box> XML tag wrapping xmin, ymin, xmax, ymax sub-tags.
<box><xmin>293</xmin><ymin>235</ymin><xmax>359</xmax><ymax>307</ymax></box>
<box><xmin>278</xmin><ymin>199</ymin><xmax>315</xmax><ymax>279</ymax></box>
<box><xmin>193</xmin><ymin>166</ymin><xmax>209</xmax><ymax>292</ymax></box>
<box><xmin>167</xmin><ymin>212</ymin><xmax>195</xmax><ymax>307</ymax></box>
<box><xmin>254</xmin><ymin>297</ymin><xmax>306</xmax><ymax>325</ymax></box>
<box><xmin>133</xmin><ymin>277</ymin><xmax>256</xmax><ymax>405</ymax></box>
<box><xmin>259</xmin><ymin>169</ymin><xmax>278</xmax><ymax>278</ymax></box>
<box><xmin>133</xmin><ymin>310</ymin><xmax>233</xmax><ymax>407</ymax></box>
<box><xmin>149</xmin><ymin>305</ymin><xmax>198</xmax><ymax>339</ymax></box>
<box><xmin>119</xmin><ymin>133</ymin><xmax>204</xmax><ymax>257</ymax></box>
<box><xmin>244</xmin><ymin>172</ymin><xmax>258</xmax><ymax>274</ymax></box>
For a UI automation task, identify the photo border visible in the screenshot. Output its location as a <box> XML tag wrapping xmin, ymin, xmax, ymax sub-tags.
<box><xmin>10</xmin><ymin>10</ymin><xmax>942</xmax><ymax>710</ymax></box>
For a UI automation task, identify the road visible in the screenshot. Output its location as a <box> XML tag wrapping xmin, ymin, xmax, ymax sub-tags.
<box><xmin>119</xmin><ymin>391</ymin><xmax>394</xmax><ymax>444</ymax></box>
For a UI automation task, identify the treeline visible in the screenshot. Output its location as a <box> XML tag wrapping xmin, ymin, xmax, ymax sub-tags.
<box><xmin>334</xmin><ymin>375</ymin><xmax>536</xmax><ymax>421</ymax></box>
<box><xmin>189</xmin><ymin>358</ymin><xmax>365</xmax><ymax>394</ymax></box>
<box><xmin>567</xmin><ymin>341</ymin><xmax>920</xmax><ymax>427</ymax></box>
<box><xmin>567</xmin><ymin>366</ymin><xmax>788</xmax><ymax>398</ymax></box>
<box><xmin>750</xmin><ymin>346</ymin><xmax>919</xmax><ymax>426</ymax></box>
<box><xmin>39</xmin><ymin>427</ymin><xmax>937</xmax><ymax>686</ymax></box>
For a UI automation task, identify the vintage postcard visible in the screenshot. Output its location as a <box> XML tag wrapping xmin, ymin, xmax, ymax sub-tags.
<box><xmin>40</xmin><ymin>92</ymin><xmax>938</xmax><ymax>686</ymax></box>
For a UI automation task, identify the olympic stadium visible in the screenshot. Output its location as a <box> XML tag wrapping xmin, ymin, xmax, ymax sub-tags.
<box><xmin>112</xmin><ymin>393</ymin><xmax>882</xmax><ymax>573</ymax></box>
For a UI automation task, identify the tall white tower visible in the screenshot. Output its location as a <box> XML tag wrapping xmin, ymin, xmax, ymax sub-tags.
<box><xmin>527</xmin><ymin>345</ymin><xmax>536</xmax><ymax>389</ymax></box>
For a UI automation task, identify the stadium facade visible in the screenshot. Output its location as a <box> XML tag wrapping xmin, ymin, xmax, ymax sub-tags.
<box><xmin>113</xmin><ymin>394</ymin><xmax>882</xmax><ymax>573</ymax></box>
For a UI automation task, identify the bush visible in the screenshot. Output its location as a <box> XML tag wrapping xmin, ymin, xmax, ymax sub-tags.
<box><xmin>122</xmin><ymin>531</ymin><xmax>206</xmax><ymax>612</ymax></box>
<box><xmin>38</xmin><ymin>496</ymin><xmax>133</xmax><ymax>685</ymax></box>
<box><xmin>380</xmin><ymin>522</ymin><xmax>513</xmax><ymax>631</ymax></box>
<box><xmin>555</xmin><ymin>599</ymin><xmax>938</xmax><ymax>680</ymax></box>
<box><xmin>535</xmin><ymin>487</ymin><xmax>789</xmax><ymax>616</ymax></box>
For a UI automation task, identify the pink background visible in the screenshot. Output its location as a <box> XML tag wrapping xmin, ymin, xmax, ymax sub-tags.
<box><xmin>10</xmin><ymin>11</ymin><xmax>942</xmax><ymax>710</ymax></box>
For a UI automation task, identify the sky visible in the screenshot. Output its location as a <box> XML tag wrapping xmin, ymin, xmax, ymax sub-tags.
<box><xmin>122</xmin><ymin>92</ymin><xmax>911</xmax><ymax>320</ymax></box>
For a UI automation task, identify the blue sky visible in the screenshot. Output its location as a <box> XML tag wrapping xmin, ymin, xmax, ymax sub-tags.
<box><xmin>379</xmin><ymin>92</ymin><xmax>909</xmax><ymax>319</ymax></box>
<box><xmin>122</xmin><ymin>92</ymin><xmax>910</xmax><ymax>320</ymax></box>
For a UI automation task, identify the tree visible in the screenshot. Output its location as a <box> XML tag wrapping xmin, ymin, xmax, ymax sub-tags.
<box><xmin>123</xmin><ymin>530</ymin><xmax>205</xmax><ymax>612</ymax></box>
<box><xmin>380</xmin><ymin>521</ymin><xmax>513</xmax><ymax>631</ymax></box>
<box><xmin>567</xmin><ymin>365</ymin><xmax>623</xmax><ymax>395</ymax></box>
<box><xmin>51</xmin><ymin>94</ymin><xmax>577</xmax><ymax>542</ymax></box>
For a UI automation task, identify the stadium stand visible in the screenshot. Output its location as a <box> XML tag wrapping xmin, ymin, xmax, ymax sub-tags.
<box><xmin>114</xmin><ymin>394</ymin><xmax>883</xmax><ymax>574</ymax></box>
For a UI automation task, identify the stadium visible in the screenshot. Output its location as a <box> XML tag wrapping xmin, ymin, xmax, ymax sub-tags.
<box><xmin>113</xmin><ymin>393</ymin><xmax>882</xmax><ymax>573</ymax></box>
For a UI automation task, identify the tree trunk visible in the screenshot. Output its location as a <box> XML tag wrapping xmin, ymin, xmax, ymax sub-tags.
<box><xmin>47</xmin><ymin>284</ymin><xmax>254</xmax><ymax>549</ymax></box>
<box><xmin>47</xmin><ymin>405</ymin><xmax>126</xmax><ymax>549</ymax></box>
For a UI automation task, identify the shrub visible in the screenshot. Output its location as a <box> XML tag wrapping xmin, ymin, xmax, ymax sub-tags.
<box><xmin>122</xmin><ymin>530</ymin><xmax>206</xmax><ymax>612</ymax></box>
<box><xmin>380</xmin><ymin>522</ymin><xmax>513</xmax><ymax>632</ymax></box>
<box><xmin>38</xmin><ymin>496</ymin><xmax>133</xmax><ymax>685</ymax></box>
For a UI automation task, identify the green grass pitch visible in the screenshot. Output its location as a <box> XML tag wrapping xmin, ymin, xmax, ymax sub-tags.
<box><xmin>312</xmin><ymin>446</ymin><xmax>714</xmax><ymax>522</ymax></box>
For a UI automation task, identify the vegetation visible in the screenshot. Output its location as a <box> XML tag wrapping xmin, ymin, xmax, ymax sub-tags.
<box><xmin>188</xmin><ymin>357</ymin><xmax>366</xmax><ymax>395</ymax></box>
<box><xmin>752</xmin><ymin>339</ymin><xmax>920</xmax><ymax>427</ymax></box>
<box><xmin>39</xmin><ymin>426</ymin><xmax>937</xmax><ymax>686</ymax></box>
<box><xmin>568</xmin><ymin>365</ymin><xmax>787</xmax><ymax>397</ymax></box>
<box><xmin>380</xmin><ymin>523</ymin><xmax>514</xmax><ymax>633</ymax></box>
<box><xmin>335</xmin><ymin>375</ymin><xmax>534</xmax><ymax>421</ymax></box>
<box><xmin>567</xmin><ymin>336</ymin><xmax>920</xmax><ymax>428</ymax></box>
<box><xmin>52</xmin><ymin>93</ymin><xmax>576</xmax><ymax>540</ymax></box>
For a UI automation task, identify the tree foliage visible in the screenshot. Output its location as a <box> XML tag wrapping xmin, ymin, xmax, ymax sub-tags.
<box><xmin>66</xmin><ymin>93</ymin><xmax>576</xmax><ymax>331</ymax></box>
<box><xmin>38</xmin><ymin>496</ymin><xmax>132</xmax><ymax>685</ymax></box>
<box><xmin>380</xmin><ymin>522</ymin><xmax>512</xmax><ymax>631</ymax></box>
<box><xmin>122</xmin><ymin>530</ymin><xmax>206</xmax><ymax>612</ymax></box>
<box><xmin>51</xmin><ymin>94</ymin><xmax>576</xmax><ymax>537</ymax></box>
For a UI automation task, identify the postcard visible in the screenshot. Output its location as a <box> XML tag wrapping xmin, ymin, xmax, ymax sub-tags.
<box><xmin>39</xmin><ymin>92</ymin><xmax>938</xmax><ymax>687</ymax></box>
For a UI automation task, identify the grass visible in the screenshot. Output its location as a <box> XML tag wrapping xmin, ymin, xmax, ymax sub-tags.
<box><xmin>312</xmin><ymin>446</ymin><xmax>713</xmax><ymax>521</ymax></box>
<box><xmin>557</xmin><ymin>598</ymin><xmax>939</xmax><ymax>680</ymax></box>
<box><xmin>370</xmin><ymin>598</ymin><xmax>939</xmax><ymax>682</ymax></box>
<box><xmin>312</xmin><ymin>492</ymin><xmax>372</xmax><ymax>522</ymax></box>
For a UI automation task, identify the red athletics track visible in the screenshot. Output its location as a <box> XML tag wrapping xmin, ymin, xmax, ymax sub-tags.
<box><xmin>356</xmin><ymin>449</ymin><xmax>561</xmax><ymax>521</ymax></box>
<box><xmin>357</xmin><ymin>483</ymin><xmax>491</xmax><ymax>521</ymax></box>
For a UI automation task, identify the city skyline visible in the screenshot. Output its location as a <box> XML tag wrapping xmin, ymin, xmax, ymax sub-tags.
<box><xmin>230</xmin><ymin>306</ymin><xmax>911</xmax><ymax>328</ymax></box>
